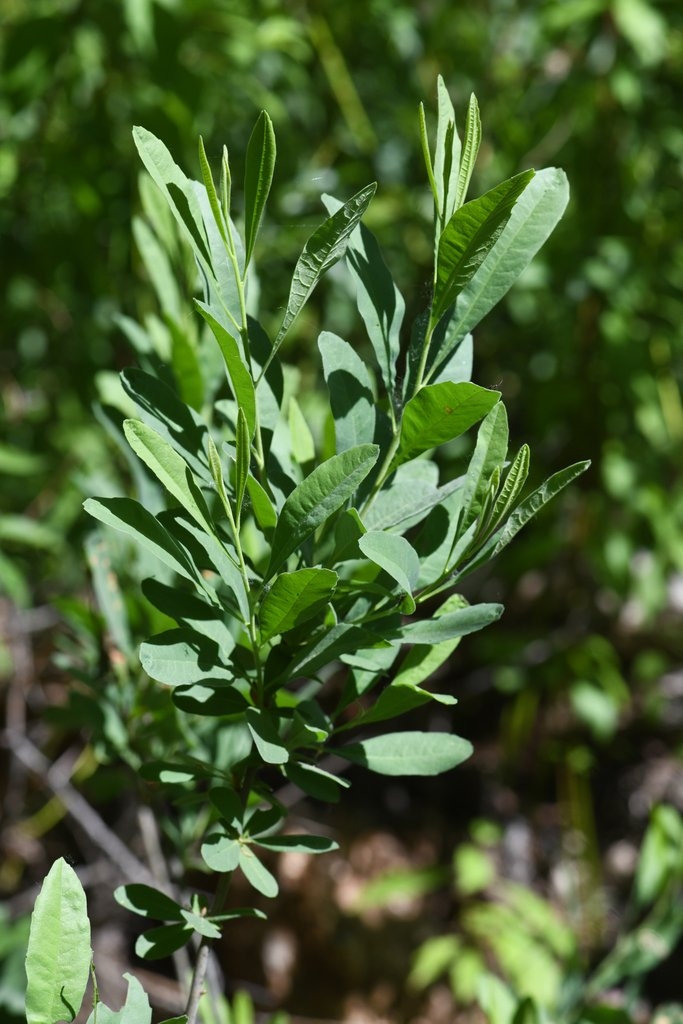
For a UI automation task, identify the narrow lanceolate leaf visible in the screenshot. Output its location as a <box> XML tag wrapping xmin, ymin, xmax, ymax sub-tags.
<box><xmin>255</xmin><ymin>834</ymin><xmax>339</xmax><ymax>854</ymax></box>
<box><xmin>198</xmin><ymin>135</ymin><xmax>228</xmax><ymax>245</ymax></box>
<box><xmin>434</xmin><ymin>74</ymin><xmax>461</xmax><ymax>226</ymax></box>
<box><xmin>132</xmin><ymin>127</ymin><xmax>211</xmax><ymax>269</ymax></box>
<box><xmin>194</xmin><ymin>301</ymin><xmax>256</xmax><ymax>437</ymax></box>
<box><xmin>26</xmin><ymin>858</ymin><xmax>91</xmax><ymax>1024</ymax></box>
<box><xmin>395</xmin><ymin>602</ymin><xmax>504</xmax><ymax>645</ymax></box>
<box><xmin>436</xmin><ymin>168</ymin><xmax>570</xmax><ymax>357</ymax></box>
<box><xmin>396</xmin><ymin>382</ymin><xmax>499</xmax><ymax>467</ymax></box>
<box><xmin>486</xmin><ymin>443</ymin><xmax>530</xmax><ymax>535</ymax></box>
<box><xmin>266</xmin><ymin>444</ymin><xmax>379</xmax><ymax>578</ymax></box>
<box><xmin>123</xmin><ymin>419</ymin><xmax>214</xmax><ymax>535</ymax></box>
<box><xmin>207</xmin><ymin>433</ymin><xmax>233</xmax><ymax>523</ymax></box>
<box><xmin>84</xmin><ymin>497</ymin><xmax>197</xmax><ymax>583</ymax></box>
<box><xmin>460</xmin><ymin>461</ymin><xmax>591</xmax><ymax>577</ymax></box>
<box><xmin>274</xmin><ymin>183</ymin><xmax>377</xmax><ymax>351</ymax></box>
<box><xmin>431</xmin><ymin>170</ymin><xmax>535</xmax><ymax>329</ymax></box>
<box><xmin>453</xmin><ymin>93</ymin><xmax>481</xmax><ymax>210</ymax></box>
<box><xmin>358</xmin><ymin>532</ymin><xmax>420</xmax><ymax>612</ymax></box>
<box><xmin>418</xmin><ymin>101</ymin><xmax>439</xmax><ymax>209</ymax></box>
<box><xmin>460</xmin><ymin>403</ymin><xmax>509</xmax><ymax>533</ymax></box>
<box><xmin>319</xmin><ymin>331</ymin><xmax>376</xmax><ymax>452</ymax></box>
<box><xmin>243</xmin><ymin>110</ymin><xmax>276</xmax><ymax>268</ymax></box>
<box><xmin>339</xmin><ymin>731</ymin><xmax>473</xmax><ymax>776</ymax></box>
<box><xmin>85</xmin><ymin>973</ymin><xmax>152</xmax><ymax>1024</ymax></box>
<box><xmin>234</xmin><ymin>407</ymin><xmax>250</xmax><ymax>519</ymax></box>
<box><xmin>491</xmin><ymin>460</ymin><xmax>591</xmax><ymax>557</ymax></box>
<box><xmin>345</xmin><ymin>224</ymin><xmax>404</xmax><ymax>400</ymax></box>
<box><xmin>259</xmin><ymin>568</ymin><xmax>338</xmax><ymax>642</ymax></box>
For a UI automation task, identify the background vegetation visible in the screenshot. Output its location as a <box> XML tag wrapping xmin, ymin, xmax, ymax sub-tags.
<box><xmin>2</xmin><ymin>0</ymin><xmax>683</xmax><ymax>1020</ymax></box>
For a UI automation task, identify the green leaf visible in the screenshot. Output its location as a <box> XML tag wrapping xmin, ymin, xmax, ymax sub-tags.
<box><xmin>25</xmin><ymin>858</ymin><xmax>91</xmax><ymax>1024</ymax></box>
<box><xmin>288</xmin><ymin>396</ymin><xmax>315</xmax><ymax>464</ymax></box>
<box><xmin>209</xmin><ymin>786</ymin><xmax>243</xmax><ymax>828</ymax></box>
<box><xmin>259</xmin><ymin>568</ymin><xmax>338</xmax><ymax>641</ymax></box>
<box><xmin>274</xmin><ymin>183</ymin><xmax>377</xmax><ymax>351</ymax></box>
<box><xmin>486</xmin><ymin>443</ymin><xmax>530</xmax><ymax>536</ymax></box>
<box><xmin>396</xmin><ymin>602</ymin><xmax>504</xmax><ymax>644</ymax></box>
<box><xmin>198</xmin><ymin>135</ymin><xmax>228</xmax><ymax>245</ymax></box>
<box><xmin>239</xmin><ymin>846</ymin><xmax>279</xmax><ymax>897</ymax></box>
<box><xmin>194</xmin><ymin>301</ymin><xmax>256</xmax><ymax>437</ymax></box>
<box><xmin>114</xmin><ymin>884</ymin><xmax>184</xmax><ymax>921</ymax></box>
<box><xmin>319</xmin><ymin>331</ymin><xmax>376</xmax><ymax>452</ymax></box>
<box><xmin>255</xmin><ymin>834</ymin><xmax>339</xmax><ymax>854</ymax></box>
<box><xmin>140</xmin><ymin>628</ymin><xmax>231</xmax><ymax>686</ymax></box>
<box><xmin>432</xmin><ymin>170</ymin><xmax>535</xmax><ymax>329</ymax></box>
<box><xmin>433</xmin><ymin>74</ymin><xmax>461</xmax><ymax>226</ymax></box>
<box><xmin>460</xmin><ymin>403</ymin><xmax>509</xmax><ymax>533</ymax></box>
<box><xmin>340</xmin><ymin>731</ymin><xmax>473</xmax><ymax>776</ymax></box>
<box><xmin>132</xmin><ymin>215</ymin><xmax>182</xmax><ymax>319</ymax></box>
<box><xmin>123</xmin><ymin>419</ymin><xmax>214</xmax><ymax>534</ymax></box>
<box><xmin>201</xmin><ymin>832</ymin><xmax>242</xmax><ymax>873</ymax></box>
<box><xmin>266</xmin><ymin>444</ymin><xmax>379</xmax><ymax>578</ymax></box>
<box><xmin>393</xmin><ymin>594</ymin><xmax>468</xmax><ymax>687</ymax></box>
<box><xmin>284</xmin><ymin>761</ymin><xmax>350</xmax><ymax>802</ymax></box>
<box><xmin>121</xmin><ymin>368</ymin><xmax>210</xmax><ymax>485</ymax></box>
<box><xmin>453</xmin><ymin>93</ymin><xmax>481</xmax><ymax>210</ymax></box>
<box><xmin>133</xmin><ymin>126</ymin><xmax>210</xmax><ymax>268</ymax></box>
<box><xmin>84</xmin><ymin>497</ymin><xmax>197</xmax><ymax>583</ymax></box>
<box><xmin>85</xmin><ymin>973</ymin><xmax>152</xmax><ymax>1024</ymax></box>
<box><xmin>462</xmin><ymin>461</ymin><xmax>591</xmax><ymax>575</ymax></box>
<box><xmin>247</xmin><ymin>474</ymin><xmax>278</xmax><ymax>531</ymax></box>
<box><xmin>135</xmin><ymin>923</ymin><xmax>192</xmax><ymax>961</ymax></box>
<box><xmin>160</xmin><ymin>510</ymin><xmax>249</xmax><ymax>621</ymax></box>
<box><xmin>396</xmin><ymin>382</ymin><xmax>499</xmax><ymax>466</ymax></box>
<box><xmin>433</xmin><ymin>168</ymin><xmax>570</xmax><ymax>363</ymax></box>
<box><xmin>285</xmin><ymin>623</ymin><xmax>385</xmax><ymax>683</ymax></box>
<box><xmin>344</xmin><ymin>224</ymin><xmax>404</xmax><ymax>399</ymax></box>
<box><xmin>246</xmin><ymin>707</ymin><xmax>289</xmax><ymax>764</ymax></box>
<box><xmin>141</xmin><ymin>578</ymin><xmax>235</xmax><ymax>652</ymax></box>
<box><xmin>358</xmin><ymin>532</ymin><xmax>420</xmax><ymax>612</ymax></box>
<box><xmin>343</xmin><ymin>682</ymin><xmax>457</xmax><ymax>730</ymax></box>
<box><xmin>243</xmin><ymin>111</ymin><xmax>276</xmax><ymax>268</ymax></box>
<box><xmin>180</xmin><ymin>909</ymin><xmax>222</xmax><ymax>940</ymax></box>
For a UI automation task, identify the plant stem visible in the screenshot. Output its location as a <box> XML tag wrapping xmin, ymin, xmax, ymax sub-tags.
<box><xmin>184</xmin><ymin>821</ymin><xmax>237</xmax><ymax>1022</ymax></box>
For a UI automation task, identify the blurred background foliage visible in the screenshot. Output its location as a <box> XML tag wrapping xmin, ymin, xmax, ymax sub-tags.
<box><xmin>2</xmin><ymin>0</ymin><xmax>683</xmax><ymax>1019</ymax></box>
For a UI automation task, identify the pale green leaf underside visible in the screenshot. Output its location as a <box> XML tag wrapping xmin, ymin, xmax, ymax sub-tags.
<box><xmin>25</xmin><ymin>858</ymin><xmax>91</xmax><ymax>1024</ymax></box>
<box><xmin>340</xmin><ymin>731</ymin><xmax>473</xmax><ymax>776</ymax></box>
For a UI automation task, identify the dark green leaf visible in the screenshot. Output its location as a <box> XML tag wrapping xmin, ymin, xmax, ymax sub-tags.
<box><xmin>460</xmin><ymin>403</ymin><xmax>509</xmax><ymax>533</ymax></box>
<box><xmin>432</xmin><ymin>170</ymin><xmax>535</xmax><ymax>328</ymax></box>
<box><xmin>319</xmin><ymin>330</ymin><xmax>376</xmax><ymax>452</ymax></box>
<box><xmin>259</xmin><ymin>568</ymin><xmax>338</xmax><ymax>641</ymax></box>
<box><xmin>274</xmin><ymin>183</ymin><xmax>377</xmax><ymax>351</ymax></box>
<box><xmin>453</xmin><ymin>93</ymin><xmax>481</xmax><ymax>210</ymax></box>
<box><xmin>266</xmin><ymin>444</ymin><xmax>379</xmax><ymax>578</ymax></box>
<box><xmin>171</xmin><ymin>682</ymin><xmax>248</xmax><ymax>717</ymax></box>
<box><xmin>244</xmin><ymin>110</ymin><xmax>276</xmax><ymax>267</ymax></box>
<box><xmin>194</xmin><ymin>301</ymin><xmax>256</xmax><ymax>437</ymax></box>
<box><xmin>84</xmin><ymin>497</ymin><xmax>196</xmax><ymax>583</ymax></box>
<box><xmin>284</xmin><ymin>761</ymin><xmax>350</xmax><ymax>802</ymax></box>
<box><xmin>135</xmin><ymin>923</ymin><xmax>192</xmax><ymax>961</ymax></box>
<box><xmin>396</xmin><ymin>382</ymin><xmax>499</xmax><ymax>466</ymax></box>
<box><xmin>114</xmin><ymin>884</ymin><xmax>183</xmax><ymax>921</ymax></box>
